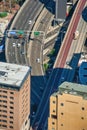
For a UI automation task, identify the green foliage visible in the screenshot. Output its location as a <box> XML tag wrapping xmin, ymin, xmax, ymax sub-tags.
<box><xmin>43</xmin><ymin>63</ymin><xmax>49</xmax><ymax>72</ymax></box>
<box><xmin>0</xmin><ymin>12</ymin><xmax>7</xmax><ymax>18</ymax></box>
<box><xmin>49</xmin><ymin>49</ymin><xmax>55</xmax><ymax>56</ymax></box>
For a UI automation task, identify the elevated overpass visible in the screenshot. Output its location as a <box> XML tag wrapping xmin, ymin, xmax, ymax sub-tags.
<box><xmin>32</xmin><ymin>0</ymin><xmax>87</xmax><ymax>129</ymax></box>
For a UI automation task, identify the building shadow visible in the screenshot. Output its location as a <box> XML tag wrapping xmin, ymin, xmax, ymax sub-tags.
<box><xmin>39</xmin><ymin>0</ymin><xmax>55</xmax><ymax>15</ymax></box>
<box><xmin>68</xmin><ymin>53</ymin><xmax>81</xmax><ymax>69</ymax></box>
<box><xmin>31</xmin><ymin>67</ymin><xmax>77</xmax><ymax>129</ymax></box>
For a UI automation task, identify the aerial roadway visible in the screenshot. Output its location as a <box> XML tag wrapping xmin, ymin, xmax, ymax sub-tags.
<box><xmin>5</xmin><ymin>0</ymin><xmax>45</xmax><ymax>104</ymax></box>
<box><xmin>5</xmin><ymin>0</ymin><xmax>44</xmax><ymax>65</ymax></box>
<box><xmin>28</xmin><ymin>4</ymin><xmax>54</xmax><ymax>105</ymax></box>
<box><xmin>61</xmin><ymin>11</ymin><xmax>87</xmax><ymax>83</ymax></box>
<box><xmin>5</xmin><ymin>0</ymin><xmax>57</xmax><ymax>106</ymax></box>
<box><xmin>32</xmin><ymin>0</ymin><xmax>87</xmax><ymax>129</ymax></box>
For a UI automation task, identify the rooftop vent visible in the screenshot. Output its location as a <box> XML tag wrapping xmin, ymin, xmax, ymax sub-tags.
<box><xmin>0</xmin><ymin>71</ymin><xmax>7</xmax><ymax>76</ymax></box>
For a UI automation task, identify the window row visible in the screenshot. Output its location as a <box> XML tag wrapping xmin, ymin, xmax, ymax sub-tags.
<box><xmin>0</xmin><ymin>115</ymin><xmax>13</xmax><ymax>119</ymax></box>
<box><xmin>0</xmin><ymin>91</ymin><xmax>14</xmax><ymax>94</ymax></box>
<box><xmin>0</xmin><ymin>124</ymin><xmax>13</xmax><ymax>129</ymax></box>
<box><xmin>60</xmin><ymin>103</ymin><xmax>86</xmax><ymax>111</ymax></box>
<box><xmin>0</xmin><ymin>105</ymin><xmax>14</xmax><ymax>109</ymax></box>
<box><xmin>0</xmin><ymin>100</ymin><xmax>14</xmax><ymax>104</ymax></box>
<box><xmin>0</xmin><ymin>110</ymin><xmax>14</xmax><ymax>114</ymax></box>
<box><xmin>0</xmin><ymin>95</ymin><xmax>14</xmax><ymax>99</ymax></box>
<box><xmin>0</xmin><ymin>120</ymin><xmax>13</xmax><ymax>124</ymax></box>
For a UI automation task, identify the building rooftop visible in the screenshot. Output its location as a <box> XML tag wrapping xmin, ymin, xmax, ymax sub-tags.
<box><xmin>59</xmin><ymin>82</ymin><xmax>87</xmax><ymax>99</ymax></box>
<box><xmin>52</xmin><ymin>82</ymin><xmax>87</xmax><ymax>100</ymax></box>
<box><xmin>0</xmin><ymin>62</ymin><xmax>31</xmax><ymax>90</ymax></box>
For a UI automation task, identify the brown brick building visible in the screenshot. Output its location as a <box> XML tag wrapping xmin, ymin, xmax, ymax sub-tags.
<box><xmin>0</xmin><ymin>62</ymin><xmax>31</xmax><ymax>130</ymax></box>
<box><xmin>48</xmin><ymin>82</ymin><xmax>87</xmax><ymax>130</ymax></box>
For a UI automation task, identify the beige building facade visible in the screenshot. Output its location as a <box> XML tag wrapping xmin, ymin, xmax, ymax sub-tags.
<box><xmin>0</xmin><ymin>62</ymin><xmax>31</xmax><ymax>130</ymax></box>
<box><xmin>48</xmin><ymin>82</ymin><xmax>87</xmax><ymax>130</ymax></box>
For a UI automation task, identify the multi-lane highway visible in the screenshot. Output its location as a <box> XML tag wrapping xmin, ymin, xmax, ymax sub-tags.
<box><xmin>32</xmin><ymin>0</ymin><xmax>87</xmax><ymax>129</ymax></box>
<box><xmin>61</xmin><ymin>12</ymin><xmax>87</xmax><ymax>83</ymax></box>
<box><xmin>5</xmin><ymin>0</ymin><xmax>46</xmax><ymax>105</ymax></box>
<box><xmin>5</xmin><ymin>0</ymin><xmax>44</xmax><ymax>65</ymax></box>
<box><xmin>29</xmin><ymin>6</ymin><xmax>54</xmax><ymax>105</ymax></box>
<box><xmin>5</xmin><ymin>0</ymin><xmax>56</xmax><ymax>106</ymax></box>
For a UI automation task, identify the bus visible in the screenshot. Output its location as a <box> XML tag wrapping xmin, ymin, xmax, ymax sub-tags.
<box><xmin>8</xmin><ymin>30</ymin><xmax>17</xmax><ymax>38</ymax></box>
<box><xmin>8</xmin><ymin>30</ymin><xmax>25</xmax><ymax>38</ymax></box>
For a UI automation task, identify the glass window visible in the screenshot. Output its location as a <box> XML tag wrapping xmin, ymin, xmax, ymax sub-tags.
<box><xmin>3</xmin><ymin>96</ymin><xmax>7</xmax><ymax>98</ymax></box>
<box><xmin>60</xmin><ymin>103</ymin><xmax>64</xmax><ymax>106</ymax></box>
<box><xmin>3</xmin><ymin>100</ymin><xmax>7</xmax><ymax>103</ymax></box>
<box><xmin>52</xmin><ymin>122</ymin><xmax>55</xmax><ymax>125</ymax></box>
<box><xmin>3</xmin><ymin>105</ymin><xmax>7</xmax><ymax>108</ymax></box>
<box><xmin>3</xmin><ymin>115</ymin><xmax>7</xmax><ymax>118</ymax></box>
<box><xmin>3</xmin><ymin>91</ymin><xmax>7</xmax><ymax>93</ymax></box>
<box><xmin>10</xmin><ymin>92</ymin><xmax>14</xmax><ymax>94</ymax></box>
<box><xmin>10</xmin><ymin>107</ymin><xmax>14</xmax><ymax>109</ymax></box>
<box><xmin>81</xmin><ymin>117</ymin><xmax>84</xmax><ymax>120</ymax></box>
<box><xmin>10</xmin><ymin>116</ymin><xmax>13</xmax><ymax>119</ymax></box>
<box><xmin>53</xmin><ymin>101</ymin><xmax>55</xmax><ymax>104</ymax></box>
<box><xmin>10</xmin><ymin>97</ymin><xmax>14</xmax><ymax>100</ymax></box>
<box><xmin>61</xmin><ymin>112</ymin><xmax>64</xmax><ymax>115</ymax></box>
<box><xmin>2</xmin><ymin>125</ymin><xmax>7</xmax><ymax>127</ymax></box>
<box><xmin>3</xmin><ymin>120</ymin><xmax>7</xmax><ymax>122</ymax></box>
<box><xmin>10</xmin><ymin>102</ymin><xmax>14</xmax><ymax>104</ymax></box>
<box><xmin>10</xmin><ymin>111</ymin><xmax>14</xmax><ymax>114</ymax></box>
<box><xmin>10</xmin><ymin>121</ymin><xmax>13</xmax><ymax>124</ymax></box>
<box><xmin>82</xmin><ymin>107</ymin><xmax>85</xmax><ymax>110</ymax></box>
<box><xmin>9</xmin><ymin>126</ymin><xmax>13</xmax><ymax>129</ymax></box>
<box><xmin>53</xmin><ymin>110</ymin><xmax>55</xmax><ymax>113</ymax></box>
<box><xmin>3</xmin><ymin>110</ymin><xmax>7</xmax><ymax>113</ymax></box>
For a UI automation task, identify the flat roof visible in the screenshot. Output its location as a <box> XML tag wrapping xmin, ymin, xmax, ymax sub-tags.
<box><xmin>58</xmin><ymin>82</ymin><xmax>87</xmax><ymax>99</ymax></box>
<box><xmin>0</xmin><ymin>62</ymin><xmax>31</xmax><ymax>90</ymax></box>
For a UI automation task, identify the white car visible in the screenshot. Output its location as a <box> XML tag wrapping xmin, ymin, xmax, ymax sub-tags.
<box><xmin>12</xmin><ymin>43</ymin><xmax>16</xmax><ymax>47</ymax></box>
<box><xmin>28</xmin><ymin>20</ymin><xmax>32</xmax><ymax>24</ymax></box>
<box><xmin>17</xmin><ymin>43</ymin><xmax>21</xmax><ymax>47</ymax></box>
<box><xmin>66</xmin><ymin>61</ymin><xmax>70</xmax><ymax>65</ymax></box>
<box><xmin>36</xmin><ymin>58</ymin><xmax>40</xmax><ymax>63</ymax></box>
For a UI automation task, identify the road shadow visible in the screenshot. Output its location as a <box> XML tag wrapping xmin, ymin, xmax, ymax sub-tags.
<box><xmin>0</xmin><ymin>51</ymin><xmax>6</xmax><ymax>62</ymax></box>
<box><xmin>82</xmin><ymin>6</ymin><xmax>87</xmax><ymax>22</ymax></box>
<box><xmin>68</xmin><ymin>53</ymin><xmax>81</xmax><ymax>69</ymax></box>
<box><xmin>30</xmin><ymin>74</ymin><xmax>47</xmax><ymax>106</ymax></box>
<box><xmin>31</xmin><ymin>67</ymin><xmax>77</xmax><ymax>129</ymax></box>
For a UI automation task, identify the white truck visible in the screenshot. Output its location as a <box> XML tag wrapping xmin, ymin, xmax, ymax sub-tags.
<box><xmin>73</xmin><ymin>30</ymin><xmax>79</xmax><ymax>40</ymax></box>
